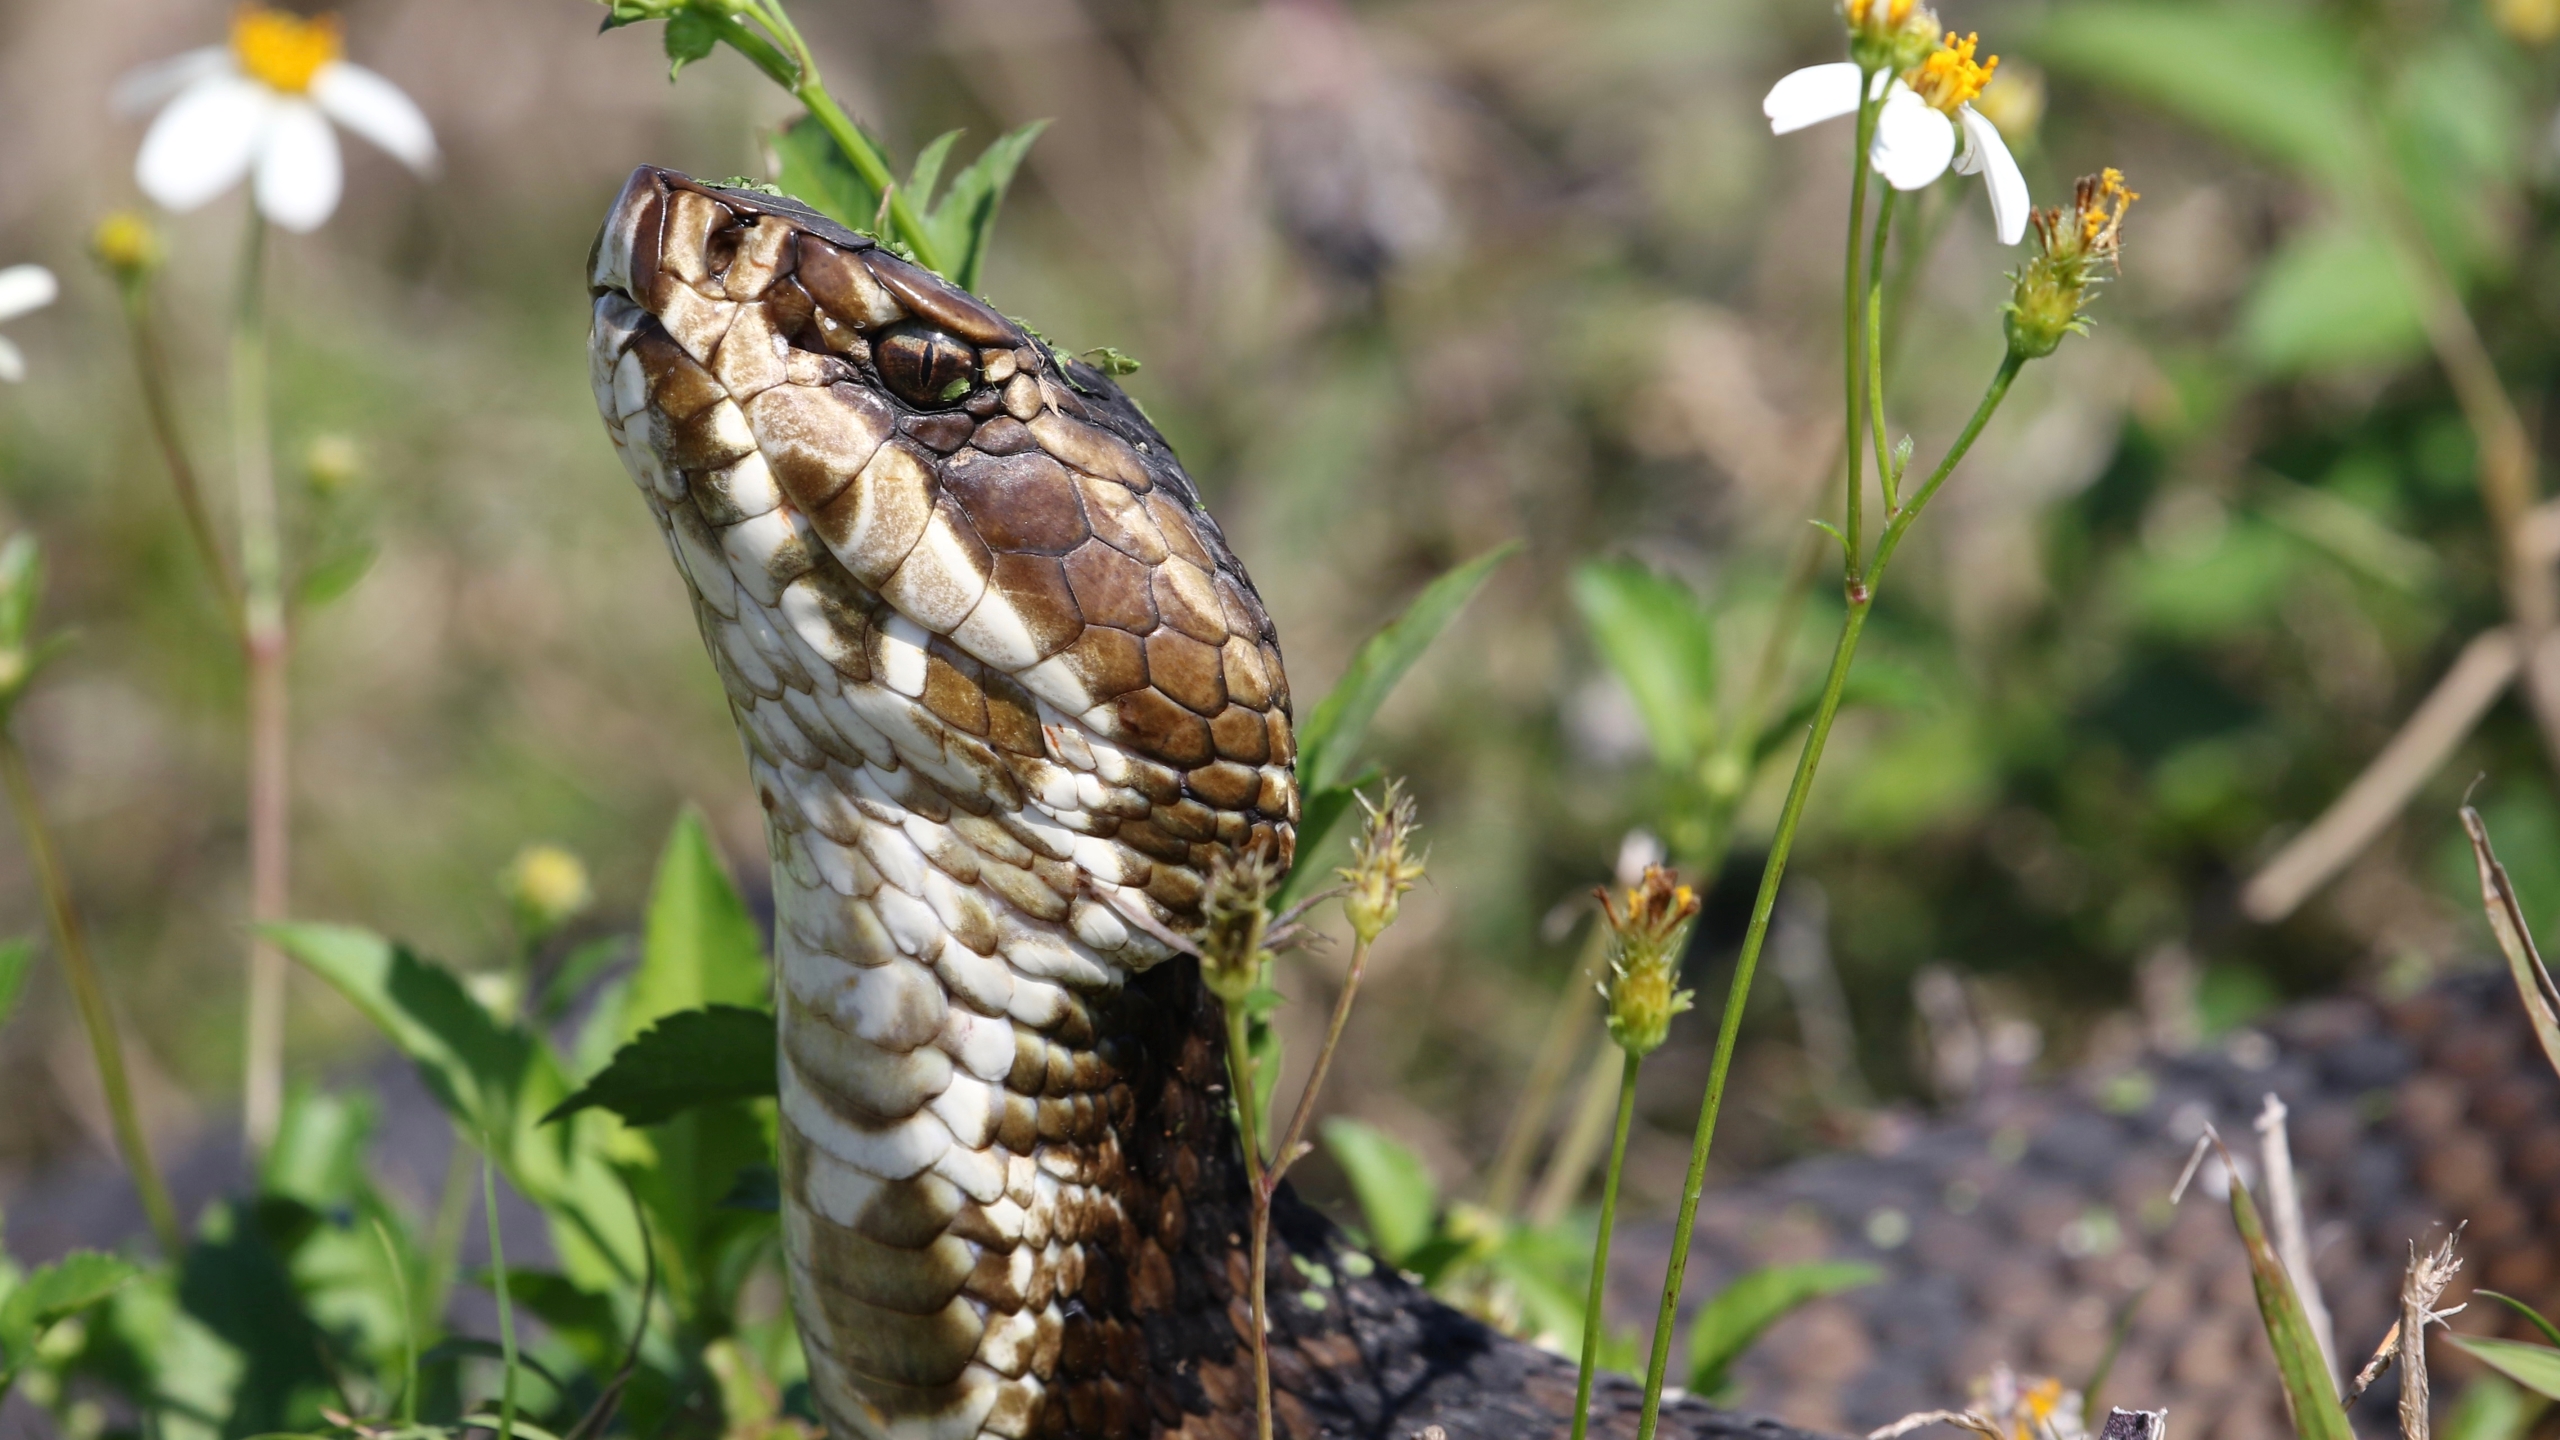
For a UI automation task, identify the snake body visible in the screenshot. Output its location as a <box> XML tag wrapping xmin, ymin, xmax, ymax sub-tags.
<box><xmin>583</xmin><ymin>167</ymin><xmax>2560</xmax><ymax>1440</ymax></box>
<box><xmin>584</xmin><ymin>166</ymin><xmax>1816</xmax><ymax>1440</ymax></box>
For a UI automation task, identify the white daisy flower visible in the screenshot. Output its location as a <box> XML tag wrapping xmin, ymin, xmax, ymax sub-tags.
<box><xmin>1763</xmin><ymin>33</ymin><xmax>2029</xmax><ymax>245</ymax></box>
<box><xmin>115</xmin><ymin>7</ymin><xmax>437</xmax><ymax>234</ymax></box>
<box><xmin>0</xmin><ymin>266</ymin><xmax>58</xmax><ymax>383</ymax></box>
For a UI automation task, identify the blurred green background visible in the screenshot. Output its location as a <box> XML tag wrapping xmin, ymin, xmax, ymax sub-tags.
<box><xmin>0</xmin><ymin>0</ymin><xmax>2556</xmax><ymax>1281</ymax></box>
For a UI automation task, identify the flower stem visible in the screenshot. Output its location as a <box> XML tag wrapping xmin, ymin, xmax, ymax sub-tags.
<box><xmin>1865</xmin><ymin>189</ymin><xmax>1900</xmax><ymax>508</ymax></box>
<box><xmin>232</xmin><ymin>209</ymin><xmax>292</xmax><ymax>1157</ymax></box>
<box><xmin>1567</xmin><ymin>1050</ymin><xmax>1643</xmax><ymax>1440</ymax></box>
<box><xmin>483</xmin><ymin>1154</ymin><xmax>519</xmax><ymax>1440</ymax></box>
<box><xmin>0</xmin><ymin>732</ymin><xmax>182</xmax><ymax>1254</ymax></box>
<box><xmin>1839</xmin><ymin>76</ymin><xmax>1881</xmax><ymax>575</ymax></box>
<box><xmin>1219</xmin><ymin>1001</ymin><xmax>1274</xmax><ymax>1440</ymax></box>
<box><xmin>1266</xmin><ymin>934</ymin><xmax>1373</xmax><ymax>1189</ymax></box>
<box><xmin>111</xmin><ymin>282</ymin><xmax>240</xmax><ymax>637</ymax></box>
<box><xmin>1632</xmin><ymin>351</ymin><xmax>2026</xmax><ymax>1440</ymax></box>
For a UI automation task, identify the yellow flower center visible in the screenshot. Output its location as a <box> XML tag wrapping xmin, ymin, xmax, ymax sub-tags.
<box><xmin>231</xmin><ymin>6</ymin><xmax>341</xmax><ymax>95</ymax></box>
<box><xmin>1843</xmin><ymin>0</ymin><xmax>1920</xmax><ymax>32</ymax></box>
<box><xmin>1906</xmin><ymin>31</ymin><xmax>1997</xmax><ymax>114</ymax></box>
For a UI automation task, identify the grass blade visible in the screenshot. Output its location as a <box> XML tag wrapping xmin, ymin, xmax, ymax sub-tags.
<box><xmin>2218</xmin><ymin>1134</ymin><xmax>2353</xmax><ymax>1440</ymax></box>
<box><xmin>2459</xmin><ymin>806</ymin><xmax>2560</xmax><ymax>1082</ymax></box>
<box><xmin>2477</xmin><ymin>1291</ymin><xmax>2560</xmax><ymax>1350</ymax></box>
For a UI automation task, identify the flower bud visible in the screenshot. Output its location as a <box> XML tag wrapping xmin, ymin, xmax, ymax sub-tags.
<box><xmin>88</xmin><ymin>212</ymin><xmax>162</xmax><ymax>288</ymax></box>
<box><xmin>1844</xmin><ymin>0</ymin><xmax>1942</xmax><ymax>73</ymax></box>
<box><xmin>302</xmin><ymin>434</ymin><xmax>363</xmax><ymax>496</ymax></box>
<box><xmin>1596</xmin><ymin>865</ymin><xmax>1701</xmax><ymax>1058</ymax></box>
<box><xmin>2005</xmin><ymin>169</ymin><xmax>2136</xmax><ymax>361</ymax></box>
<box><xmin>1338</xmin><ymin>781</ymin><xmax>1426</xmax><ymax>945</ymax></box>
<box><xmin>1196</xmin><ymin>847</ymin><xmax>1279</xmax><ymax>1004</ymax></box>
<box><xmin>503</xmin><ymin>843</ymin><xmax>593</xmax><ymax>942</ymax></box>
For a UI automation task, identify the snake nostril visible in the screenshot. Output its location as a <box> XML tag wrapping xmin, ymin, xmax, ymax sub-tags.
<box><xmin>874</xmin><ymin>321</ymin><xmax>980</xmax><ymax>409</ymax></box>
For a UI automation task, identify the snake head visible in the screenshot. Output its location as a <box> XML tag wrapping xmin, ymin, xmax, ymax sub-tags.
<box><xmin>587</xmin><ymin>165</ymin><xmax>1298</xmax><ymax>947</ymax></box>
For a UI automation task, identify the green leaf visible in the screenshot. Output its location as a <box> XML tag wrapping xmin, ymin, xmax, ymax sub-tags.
<box><xmin>1685</xmin><ymin>1262</ymin><xmax>1882</xmax><ymax>1398</ymax></box>
<box><xmin>270</xmin><ymin>923</ymin><xmax>534</xmax><ymax>1139</ymax></box>
<box><xmin>1298</xmin><ymin>543</ymin><xmax>1518</xmax><ymax>796</ymax></box>
<box><xmin>1571</xmin><ymin>558</ymin><xmax>1718</xmax><ymax>771</ymax></box>
<box><xmin>294</xmin><ymin>543</ymin><xmax>376</xmax><ymax>611</ymax></box>
<box><xmin>2450</xmin><ymin>1336</ymin><xmax>2560</xmax><ymax>1401</ymax></box>
<box><xmin>1319</xmin><ymin>1117</ymin><xmax>1437</xmax><ymax>1267</ymax></box>
<box><xmin>923</xmin><ymin>121</ymin><xmax>1048</xmax><ymax>292</ymax></box>
<box><xmin>0</xmin><ymin>938</ymin><xmax>32</xmax><ymax>1031</ymax></box>
<box><xmin>2443</xmin><ymin>1373</ymin><xmax>2530</xmax><ymax>1440</ymax></box>
<box><xmin>627</xmin><ymin>808</ymin><xmax>768</xmax><ymax>1039</ymax></box>
<box><xmin>544</xmin><ymin>1005</ymin><xmax>776</xmax><ymax>1127</ymax></box>
<box><xmin>2224</xmin><ymin>1142</ymin><xmax>2355</xmax><ymax>1440</ymax></box>
<box><xmin>906</xmin><ymin>130</ymin><xmax>962</xmax><ymax>214</ymax></box>
<box><xmin>770</xmin><ymin>114</ymin><xmax>883</xmax><ymax>235</ymax></box>
<box><xmin>0</xmin><ymin>1251</ymin><xmax>141</xmax><ymax>1357</ymax></box>
<box><xmin>2479</xmin><ymin>1291</ymin><xmax>2560</xmax><ymax>1350</ymax></box>
<box><xmin>2238</xmin><ymin>223</ymin><xmax>2428</xmax><ymax>375</ymax></box>
<box><xmin>2030</xmin><ymin>3</ymin><xmax>2363</xmax><ymax>186</ymax></box>
<box><xmin>662</xmin><ymin>9</ymin><xmax>717</xmax><ymax>79</ymax></box>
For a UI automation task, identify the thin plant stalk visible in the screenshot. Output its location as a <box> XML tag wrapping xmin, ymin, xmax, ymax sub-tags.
<box><xmin>1268</xmin><ymin>932</ymin><xmax>1376</xmax><ymax>1183</ymax></box>
<box><xmin>483</xmin><ymin>1155</ymin><xmax>520</xmax><ymax>1440</ymax></box>
<box><xmin>371</xmin><ymin>1215</ymin><xmax>419</xmax><ymax>1427</ymax></box>
<box><xmin>0</xmin><ymin>733</ymin><xmax>182</xmax><ymax>1254</ymax></box>
<box><xmin>110</xmin><ymin>281</ymin><xmax>241</xmax><ymax>635</ymax></box>
<box><xmin>1217</xmin><ymin>1004</ymin><xmax>1275</xmax><ymax>1440</ymax></box>
<box><xmin>1634</xmin><ymin>355</ymin><xmax>2025</xmax><ymax>1439</ymax></box>
<box><xmin>233</xmin><ymin>209</ymin><xmax>293</xmax><ymax>1155</ymax></box>
<box><xmin>1568</xmin><ymin>1052</ymin><xmax>1643</xmax><ymax>1440</ymax></box>
<box><xmin>1839</xmin><ymin>77</ymin><xmax>1883</xmax><ymax>571</ymax></box>
<box><xmin>1865</xmin><ymin>190</ymin><xmax>1901</xmax><ymax>503</ymax></box>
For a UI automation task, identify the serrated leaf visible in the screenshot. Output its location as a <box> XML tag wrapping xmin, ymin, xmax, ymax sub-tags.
<box><xmin>770</xmin><ymin>115</ymin><xmax>883</xmax><ymax>233</ymax></box>
<box><xmin>1320</xmin><ymin>1117</ymin><xmax>1437</xmax><ymax>1267</ymax></box>
<box><xmin>0</xmin><ymin>1251</ymin><xmax>141</xmax><ymax>1355</ymax></box>
<box><xmin>663</xmin><ymin>9</ymin><xmax>717</xmax><ymax>79</ymax></box>
<box><xmin>1686</xmin><ymin>1261</ymin><xmax>1882</xmax><ymax>1397</ymax></box>
<box><xmin>544</xmin><ymin>1005</ymin><xmax>775</xmax><ymax>1127</ymax></box>
<box><xmin>2450</xmin><ymin>1337</ymin><xmax>2560</xmax><ymax>1401</ymax></box>
<box><xmin>924</xmin><ymin>121</ymin><xmax>1048</xmax><ymax>292</ymax></box>
<box><xmin>1298</xmin><ymin>543</ymin><xmax>1517</xmax><ymax>796</ymax></box>
<box><xmin>1571</xmin><ymin>558</ymin><xmax>1719</xmax><ymax>771</ymax></box>
<box><xmin>270</xmin><ymin>923</ymin><xmax>534</xmax><ymax>1139</ymax></box>
<box><xmin>0</xmin><ymin>938</ymin><xmax>31</xmax><ymax>1031</ymax></box>
<box><xmin>627</xmin><ymin>808</ymin><xmax>767</xmax><ymax>1040</ymax></box>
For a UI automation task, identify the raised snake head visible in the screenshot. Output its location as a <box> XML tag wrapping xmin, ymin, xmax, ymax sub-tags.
<box><xmin>585</xmin><ymin>165</ymin><xmax>1300</xmax><ymax>1437</ymax></box>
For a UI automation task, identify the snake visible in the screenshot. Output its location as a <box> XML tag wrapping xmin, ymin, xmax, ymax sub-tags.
<box><xmin>582</xmin><ymin>166</ymin><xmax>2560</xmax><ymax>1440</ymax></box>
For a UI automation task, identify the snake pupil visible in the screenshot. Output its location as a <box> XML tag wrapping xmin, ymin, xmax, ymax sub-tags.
<box><xmin>874</xmin><ymin>322</ymin><xmax>978</xmax><ymax>409</ymax></box>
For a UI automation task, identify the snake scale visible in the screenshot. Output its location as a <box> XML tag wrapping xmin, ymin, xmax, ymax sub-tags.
<box><xmin>582</xmin><ymin>167</ymin><xmax>2560</xmax><ymax>1440</ymax></box>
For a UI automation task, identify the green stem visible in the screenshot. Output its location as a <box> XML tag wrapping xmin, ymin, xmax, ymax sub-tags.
<box><xmin>371</xmin><ymin>1215</ymin><xmax>419</xmax><ymax>1426</ymax></box>
<box><xmin>232</xmin><ymin>209</ymin><xmax>291</xmax><ymax>1157</ymax></box>
<box><xmin>1568</xmin><ymin>1051</ymin><xmax>1644</xmax><ymax>1440</ymax></box>
<box><xmin>1632</xmin><ymin>352</ymin><xmax>2026</xmax><ymax>1439</ymax></box>
<box><xmin>1840</xmin><ymin>76</ymin><xmax>1882</xmax><ymax>576</ymax></box>
<box><xmin>483</xmin><ymin>1155</ymin><xmax>518</xmax><ymax>1440</ymax></box>
<box><xmin>1865</xmin><ymin>189</ymin><xmax>1900</xmax><ymax>507</ymax></box>
<box><xmin>1266</xmin><ymin>933</ymin><xmax>1374</xmax><ymax>1192</ymax></box>
<box><xmin>112</xmin><ymin>282</ymin><xmax>241</xmax><ymax>636</ymax></box>
<box><xmin>1219</xmin><ymin>1001</ymin><xmax>1273</xmax><ymax>1440</ymax></box>
<box><xmin>0</xmin><ymin>734</ymin><xmax>182</xmax><ymax>1254</ymax></box>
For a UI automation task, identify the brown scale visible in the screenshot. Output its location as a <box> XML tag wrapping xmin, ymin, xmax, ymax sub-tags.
<box><xmin>596</xmin><ymin>168</ymin><xmax>2560</xmax><ymax>1440</ymax></box>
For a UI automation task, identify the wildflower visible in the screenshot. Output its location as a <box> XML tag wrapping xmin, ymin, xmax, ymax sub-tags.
<box><xmin>1595</xmin><ymin>865</ymin><xmax>1701</xmax><ymax>1058</ymax></box>
<box><xmin>302</xmin><ymin>433</ymin><xmax>363</xmax><ymax>495</ymax></box>
<box><xmin>2004</xmin><ymin>168</ymin><xmax>2137</xmax><ymax>360</ymax></box>
<box><xmin>88</xmin><ymin>213</ymin><xmax>163</xmax><ymax>288</ymax></box>
<box><xmin>503</xmin><ymin>843</ymin><xmax>593</xmax><ymax>941</ymax></box>
<box><xmin>1197</xmin><ymin>847</ymin><xmax>1280</xmax><ymax>1003</ymax></box>
<box><xmin>1338</xmin><ymin>782</ymin><xmax>1427</xmax><ymax>945</ymax></box>
<box><xmin>0</xmin><ymin>266</ymin><xmax>57</xmax><ymax>383</ymax></box>
<box><xmin>1763</xmin><ymin>29</ymin><xmax>2029</xmax><ymax>244</ymax></box>
<box><xmin>1969</xmin><ymin>1366</ymin><xmax>2088</xmax><ymax>1440</ymax></box>
<box><xmin>116</xmin><ymin>6</ymin><xmax>437</xmax><ymax>234</ymax></box>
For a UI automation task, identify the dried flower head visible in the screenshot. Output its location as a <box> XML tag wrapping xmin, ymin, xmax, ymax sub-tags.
<box><xmin>503</xmin><ymin>843</ymin><xmax>593</xmax><ymax>941</ymax></box>
<box><xmin>1197</xmin><ymin>846</ymin><xmax>1280</xmax><ymax>1003</ymax></box>
<box><xmin>2005</xmin><ymin>168</ymin><xmax>2137</xmax><ymax>360</ymax></box>
<box><xmin>1338</xmin><ymin>781</ymin><xmax>1426</xmax><ymax>945</ymax></box>
<box><xmin>1596</xmin><ymin>864</ymin><xmax>1701</xmax><ymax>1057</ymax></box>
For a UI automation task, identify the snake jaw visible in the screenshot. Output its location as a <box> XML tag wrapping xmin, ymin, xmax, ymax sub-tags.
<box><xmin>587</xmin><ymin>164</ymin><xmax>1301</xmax><ymax>1437</ymax></box>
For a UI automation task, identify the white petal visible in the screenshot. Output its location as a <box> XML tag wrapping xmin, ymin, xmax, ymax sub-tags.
<box><xmin>136</xmin><ymin>76</ymin><xmax>270</xmax><ymax>213</ymax></box>
<box><xmin>0</xmin><ymin>266</ymin><xmax>58</xmax><ymax>323</ymax></box>
<box><xmin>311</xmin><ymin>62</ymin><xmax>438</xmax><ymax>173</ymax></box>
<box><xmin>255</xmin><ymin>102</ymin><xmax>343</xmax><ymax>232</ymax></box>
<box><xmin>1869</xmin><ymin>89</ymin><xmax>1955</xmax><ymax>191</ymax></box>
<box><xmin>1764</xmin><ymin>63</ymin><xmax>1865</xmax><ymax>136</ymax></box>
<box><xmin>0</xmin><ymin>336</ymin><xmax>23</xmax><ymax>384</ymax></box>
<box><xmin>113</xmin><ymin>48</ymin><xmax>231</xmax><ymax>115</ymax></box>
<box><xmin>1958</xmin><ymin>106</ymin><xmax>2031</xmax><ymax>245</ymax></box>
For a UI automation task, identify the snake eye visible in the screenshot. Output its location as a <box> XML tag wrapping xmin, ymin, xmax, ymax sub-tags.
<box><xmin>874</xmin><ymin>322</ymin><xmax>978</xmax><ymax>408</ymax></box>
